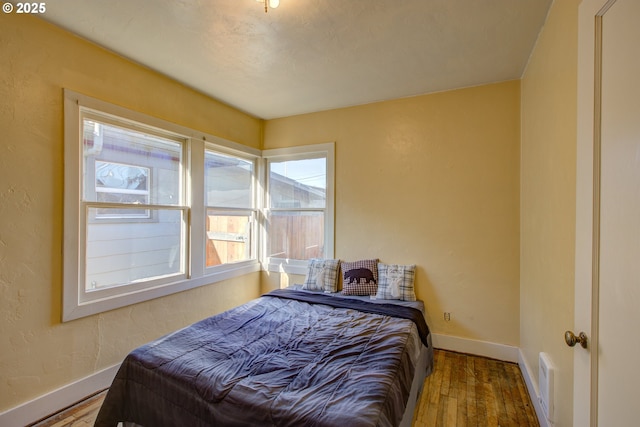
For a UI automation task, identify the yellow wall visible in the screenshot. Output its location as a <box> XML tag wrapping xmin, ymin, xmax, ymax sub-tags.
<box><xmin>264</xmin><ymin>81</ymin><xmax>521</xmax><ymax>346</ymax></box>
<box><xmin>0</xmin><ymin>15</ymin><xmax>262</xmax><ymax>411</ymax></box>
<box><xmin>520</xmin><ymin>0</ymin><xmax>579</xmax><ymax>426</ymax></box>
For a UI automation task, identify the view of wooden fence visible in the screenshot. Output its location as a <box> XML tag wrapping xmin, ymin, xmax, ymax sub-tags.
<box><xmin>206</xmin><ymin>213</ymin><xmax>325</xmax><ymax>266</ymax></box>
<box><xmin>206</xmin><ymin>215</ymin><xmax>249</xmax><ymax>267</ymax></box>
<box><xmin>267</xmin><ymin>213</ymin><xmax>324</xmax><ymax>260</ymax></box>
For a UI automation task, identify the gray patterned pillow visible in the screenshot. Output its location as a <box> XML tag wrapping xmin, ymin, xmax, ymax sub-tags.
<box><xmin>302</xmin><ymin>259</ymin><xmax>340</xmax><ymax>292</ymax></box>
<box><xmin>341</xmin><ymin>259</ymin><xmax>378</xmax><ymax>296</ymax></box>
<box><xmin>374</xmin><ymin>263</ymin><xmax>416</xmax><ymax>301</ymax></box>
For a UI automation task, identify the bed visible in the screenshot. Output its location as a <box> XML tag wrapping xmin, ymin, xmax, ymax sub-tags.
<box><xmin>94</xmin><ymin>287</ymin><xmax>433</xmax><ymax>427</ymax></box>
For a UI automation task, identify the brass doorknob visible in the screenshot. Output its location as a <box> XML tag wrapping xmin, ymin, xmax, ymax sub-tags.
<box><xmin>565</xmin><ymin>331</ymin><xmax>588</xmax><ymax>349</ymax></box>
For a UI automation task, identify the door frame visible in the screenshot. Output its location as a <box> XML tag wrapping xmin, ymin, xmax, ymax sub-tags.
<box><xmin>574</xmin><ymin>1</ymin><xmax>617</xmax><ymax>426</ymax></box>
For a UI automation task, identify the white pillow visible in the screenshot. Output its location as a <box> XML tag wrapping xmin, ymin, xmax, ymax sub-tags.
<box><xmin>302</xmin><ymin>259</ymin><xmax>340</xmax><ymax>293</ymax></box>
<box><xmin>374</xmin><ymin>263</ymin><xmax>416</xmax><ymax>301</ymax></box>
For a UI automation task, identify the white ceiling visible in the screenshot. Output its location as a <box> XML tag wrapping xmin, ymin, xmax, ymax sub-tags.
<box><xmin>39</xmin><ymin>0</ymin><xmax>552</xmax><ymax>119</ymax></box>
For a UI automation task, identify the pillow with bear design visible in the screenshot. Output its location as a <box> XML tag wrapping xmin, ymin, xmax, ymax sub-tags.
<box><xmin>374</xmin><ymin>263</ymin><xmax>416</xmax><ymax>301</ymax></box>
<box><xmin>341</xmin><ymin>259</ymin><xmax>378</xmax><ymax>296</ymax></box>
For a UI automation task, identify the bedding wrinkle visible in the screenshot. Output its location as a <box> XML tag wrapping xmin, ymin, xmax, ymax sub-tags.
<box><xmin>317</xmin><ymin>312</ymin><xmax>408</xmax><ymax>425</ymax></box>
<box><xmin>277</xmin><ymin>305</ymin><xmax>366</xmax><ymax>388</ymax></box>
<box><xmin>267</xmin><ymin>301</ymin><xmax>410</xmax><ymax>426</ymax></box>
<box><xmin>131</xmin><ymin>298</ymin><xmax>292</xmax><ymax>404</ymax></box>
<box><xmin>197</xmin><ymin>298</ymin><xmax>310</xmax><ymax>403</ymax></box>
<box><xmin>95</xmin><ymin>289</ymin><xmax>432</xmax><ymax>427</ymax></box>
<box><xmin>373</xmin><ymin>324</ymin><xmax>417</xmax><ymax>427</ymax></box>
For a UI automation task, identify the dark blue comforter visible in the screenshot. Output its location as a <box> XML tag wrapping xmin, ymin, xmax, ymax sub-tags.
<box><xmin>94</xmin><ymin>289</ymin><xmax>430</xmax><ymax>427</ymax></box>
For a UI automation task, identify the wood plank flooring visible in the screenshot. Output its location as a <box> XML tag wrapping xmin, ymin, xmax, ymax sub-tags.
<box><xmin>29</xmin><ymin>390</ymin><xmax>107</xmax><ymax>427</ymax></box>
<box><xmin>414</xmin><ymin>350</ymin><xmax>539</xmax><ymax>427</ymax></box>
<box><xmin>30</xmin><ymin>349</ymin><xmax>538</xmax><ymax>427</ymax></box>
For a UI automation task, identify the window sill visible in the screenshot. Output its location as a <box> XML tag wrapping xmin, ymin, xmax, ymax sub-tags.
<box><xmin>266</xmin><ymin>258</ymin><xmax>309</xmax><ymax>276</ymax></box>
<box><xmin>63</xmin><ymin>260</ymin><xmax>261</xmax><ymax>322</ymax></box>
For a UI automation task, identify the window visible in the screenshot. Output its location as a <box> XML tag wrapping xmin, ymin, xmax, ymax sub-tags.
<box><xmin>263</xmin><ymin>143</ymin><xmax>335</xmax><ymax>275</ymax></box>
<box><xmin>63</xmin><ymin>90</ymin><xmax>333</xmax><ymax>320</ymax></box>
<box><xmin>82</xmin><ymin>114</ymin><xmax>186</xmax><ymax>292</ymax></box>
<box><xmin>63</xmin><ymin>90</ymin><xmax>260</xmax><ymax>321</ymax></box>
<box><xmin>204</xmin><ymin>149</ymin><xmax>256</xmax><ymax>267</ymax></box>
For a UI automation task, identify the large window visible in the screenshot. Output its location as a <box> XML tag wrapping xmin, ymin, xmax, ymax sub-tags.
<box><xmin>64</xmin><ymin>91</ymin><xmax>333</xmax><ymax>320</ymax></box>
<box><xmin>263</xmin><ymin>144</ymin><xmax>335</xmax><ymax>275</ymax></box>
<box><xmin>63</xmin><ymin>90</ymin><xmax>261</xmax><ymax>321</ymax></box>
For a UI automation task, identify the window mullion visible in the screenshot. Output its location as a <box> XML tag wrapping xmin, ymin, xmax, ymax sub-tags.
<box><xmin>190</xmin><ymin>137</ymin><xmax>205</xmax><ymax>279</ymax></box>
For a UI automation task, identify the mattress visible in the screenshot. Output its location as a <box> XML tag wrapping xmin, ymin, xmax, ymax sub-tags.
<box><xmin>94</xmin><ymin>288</ymin><xmax>433</xmax><ymax>427</ymax></box>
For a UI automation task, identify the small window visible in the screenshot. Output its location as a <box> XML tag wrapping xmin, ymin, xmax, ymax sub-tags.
<box><xmin>205</xmin><ymin>149</ymin><xmax>257</xmax><ymax>267</ymax></box>
<box><xmin>263</xmin><ymin>143</ymin><xmax>335</xmax><ymax>274</ymax></box>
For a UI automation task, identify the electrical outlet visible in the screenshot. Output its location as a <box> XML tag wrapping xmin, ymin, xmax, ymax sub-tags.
<box><xmin>444</xmin><ymin>312</ymin><xmax>451</xmax><ymax>321</ymax></box>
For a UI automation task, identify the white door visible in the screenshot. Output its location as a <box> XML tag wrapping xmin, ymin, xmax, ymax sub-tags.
<box><xmin>574</xmin><ymin>0</ymin><xmax>640</xmax><ymax>425</ymax></box>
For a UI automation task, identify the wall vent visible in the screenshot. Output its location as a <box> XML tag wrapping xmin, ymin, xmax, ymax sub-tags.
<box><xmin>538</xmin><ymin>352</ymin><xmax>554</xmax><ymax>422</ymax></box>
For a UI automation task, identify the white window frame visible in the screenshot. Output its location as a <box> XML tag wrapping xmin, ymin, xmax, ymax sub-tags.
<box><xmin>63</xmin><ymin>90</ymin><xmax>261</xmax><ymax>321</ymax></box>
<box><xmin>204</xmin><ymin>145</ymin><xmax>258</xmax><ymax>270</ymax></box>
<box><xmin>262</xmin><ymin>143</ymin><xmax>335</xmax><ymax>275</ymax></box>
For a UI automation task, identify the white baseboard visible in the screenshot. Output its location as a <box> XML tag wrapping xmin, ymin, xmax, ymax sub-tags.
<box><xmin>431</xmin><ymin>333</ymin><xmax>519</xmax><ymax>362</ymax></box>
<box><xmin>518</xmin><ymin>349</ymin><xmax>551</xmax><ymax>427</ymax></box>
<box><xmin>0</xmin><ymin>363</ymin><xmax>120</xmax><ymax>427</ymax></box>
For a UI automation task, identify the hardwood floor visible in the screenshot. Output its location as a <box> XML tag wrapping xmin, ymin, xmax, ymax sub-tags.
<box><xmin>29</xmin><ymin>390</ymin><xmax>107</xmax><ymax>427</ymax></box>
<box><xmin>30</xmin><ymin>349</ymin><xmax>538</xmax><ymax>427</ymax></box>
<box><xmin>414</xmin><ymin>350</ymin><xmax>539</xmax><ymax>427</ymax></box>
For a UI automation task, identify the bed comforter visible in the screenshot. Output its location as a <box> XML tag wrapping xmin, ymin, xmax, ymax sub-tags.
<box><xmin>94</xmin><ymin>289</ymin><xmax>431</xmax><ymax>427</ymax></box>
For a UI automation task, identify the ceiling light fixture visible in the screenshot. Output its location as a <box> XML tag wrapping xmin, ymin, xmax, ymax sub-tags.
<box><xmin>257</xmin><ymin>0</ymin><xmax>279</xmax><ymax>13</ymax></box>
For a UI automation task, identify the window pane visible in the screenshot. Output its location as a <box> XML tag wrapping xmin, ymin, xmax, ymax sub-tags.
<box><xmin>83</xmin><ymin>119</ymin><xmax>182</xmax><ymax>205</ymax></box>
<box><xmin>96</xmin><ymin>161</ymin><xmax>149</xmax><ymax>193</ymax></box>
<box><xmin>94</xmin><ymin>160</ymin><xmax>150</xmax><ymax>218</ymax></box>
<box><xmin>269</xmin><ymin>158</ymin><xmax>326</xmax><ymax>208</ymax></box>
<box><xmin>266</xmin><ymin>211</ymin><xmax>324</xmax><ymax>259</ymax></box>
<box><xmin>85</xmin><ymin>208</ymin><xmax>184</xmax><ymax>290</ymax></box>
<box><xmin>205</xmin><ymin>151</ymin><xmax>253</xmax><ymax>208</ymax></box>
<box><xmin>206</xmin><ymin>210</ymin><xmax>253</xmax><ymax>266</ymax></box>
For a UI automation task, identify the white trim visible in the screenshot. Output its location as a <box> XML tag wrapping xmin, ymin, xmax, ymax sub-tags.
<box><xmin>431</xmin><ymin>333</ymin><xmax>519</xmax><ymax>362</ymax></box>
<box><xmin>266</xmin><ymin>258</ymin><xmax>309</xmax><ymax>276</ymax></box>
<box><xmin>64</xmin><ymin>89</ymin><xmax>261</xmax><ymax>158</ymax></box>
<box><xmin>0</xmin><ymin>363</ymin><xmax>120</xmax><ymax>427</ymax></box>
<box><xmin>519</xmin><ymin>349</ymin><xmax>551</xmax><ymax>427</ymax></box>
<box><xmin>261</xmin><ymin>142</ymin><xmax>334</xmax><ymax>159</ymax></box>
<box><xmin>65</xmin><ymin>261</ymin><xmax>260</xmax><ymax>321</ymax></box>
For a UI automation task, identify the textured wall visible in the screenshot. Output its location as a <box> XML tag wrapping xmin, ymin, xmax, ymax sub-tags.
<box><xmin>263</xmin><ymin>81</ymin><xmax>521</xmax><ymax>346</ymax></box>
<box><xmin>0</xmin><ymin>15</ymin><xmax>261</xmax><ymax>411</ymax></box>
<box><xmin>520</xmin><ymin>0</ymin><xmax>579</xmax><ymax>426</ymax></box>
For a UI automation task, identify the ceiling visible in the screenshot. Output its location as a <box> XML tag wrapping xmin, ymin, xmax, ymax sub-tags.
<box><xmin>39</xmin><ymin>0</ymin><xmax>552</xmax><ymax>120</ymax></box>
